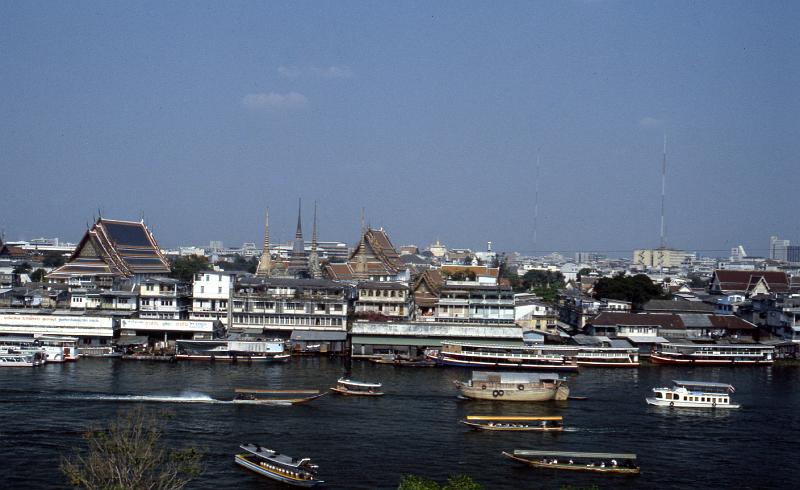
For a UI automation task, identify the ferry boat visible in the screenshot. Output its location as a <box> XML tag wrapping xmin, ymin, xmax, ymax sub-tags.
<box><xmin>503</xmin><ymin>450</ymin><xmax>639</xmax><ymax>475</ymax></box>
<box><xmin>0</xmin><ymin>351</ymin><xmax>45</xmax><ymax>367</ymax></box>
<box><xmin>461</xmin><ymin>415</ymin><xmax>564</xmax><ymax>432</ymax></box>
<box><xmin>330</xmin><ymin>378</ymin><xmax>383</xmax><ymax>396</ymax></box>
<box><xmin>646</xmin><ymin>380</ymin><xmax>740</xmax><ymax>409</ymax></box>
<box><xmin>536</xmin><ymin>345</ymin><xmax>639</xmax><ymax>367</ymax></box>
<box><xmin>232</xmin><ymin>388</ymin><xmax>327</xmax><ymax>405</ymax></box>
<box><xmin>0</xmin><ymin>336</ymin><xmax>79</xmax><ymax>363</ymax></box>
<box><xmin>235</xmin><ymin>443</ymin><xmax>323</xmax><ymax>487</ymax></box>
<box><xmin>650</xmin><ymin>344</ymin><xmax>774</xmax><ymax>365</ymax></box>
<box><xmin>431</xmin><ymin>342</ymin><xmax>578</xmax><ymax>371</ymax></box>
<box><xmin>175</xmin><ymin>339</ymin><xmax>290</xmax><ymax>362</ymax></box>
<box><xmin>454</xmin><ymin>371</ymin><xmax>570</xmax><ymax>401</ymax></box>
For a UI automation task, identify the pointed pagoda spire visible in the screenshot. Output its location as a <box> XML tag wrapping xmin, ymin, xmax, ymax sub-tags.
<box><xmin>287</xmin><ymin>198</ymin><xmax>309</xmax><ymax>277</ymax></box>
<box><xmin>309</xmin><ymin>201</ymin><xmax>321</xmax><ymax>279</ymax></box>
<box><xmin>256</xmin><ymin>208</ymin><xmax>272</xmax><ymax>277</ymax></box>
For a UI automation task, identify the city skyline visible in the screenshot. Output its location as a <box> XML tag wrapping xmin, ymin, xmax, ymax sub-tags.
<box><xmin>2</xmin><ymin>2</ymin><xmax>798</xmax><ymax>254</ymax></box>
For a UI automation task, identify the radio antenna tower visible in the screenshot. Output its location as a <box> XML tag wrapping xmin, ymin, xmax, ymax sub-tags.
<box><xmin>660</xmin><ymin>133</ymin><xmax>667</xmax><ymax>249</ymax></box>
<box><xmin>533</xmin><ymin>151</ymin><xmax>540</xmax><ymax>255</ymax></box>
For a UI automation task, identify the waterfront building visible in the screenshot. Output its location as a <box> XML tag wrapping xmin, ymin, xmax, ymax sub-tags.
<box><xmin>585</xmin><ymin>311</ymin><xmax>758</xmax><ymax>342</ymax></box>
<box><xmin>325</xmin><ymin>227</ymin><xmax>409</xmax><ymax>282</ymax></box>
<box><xmin>0</xmin><ymin>284</ymin><xmax>69</xmax><ymax>309</ymax></box>
<box><xmin>412</xmin><ymin>269</ymin><xmax>443</xmax><ymax>320</ymax></box>
<box><xmin>230</xmin><ymin>277</ymin><xmax>349</xmax><ymax>336</ymax></box>
<box><xmin>708</xmin><ymin>270</ymin><xmax>790</xmax><ymax>296</ymax></box>
<box><xmin>514</xmin><ymin>294</ymin><xmax>558</xmax><ymax>333</ymax></box>
<box><xmin>747</xmin><ymin>294</ymin><xmax>800</xmax><ymax>340</ymax></box>
<box><xmin>119</xmin><ymin>318</ymin><xmax>218</xmax><ymax>344</ymax></box>
<box><xmin>190</xmin><ymin>271</ymin><xmax>238</xmax><ymax>326</ymax></box>
<box><xmin>436</xmin><ymin>281</ymin><xmax>515</xmax><ymax>324</ymax></box>
<box><xmin>0</xmin><ymin>313</ymin><xmax>114</xmax><ymax>351</ymax></box>
<box><xmin>69</xmin><ymin>285</ymin><xmax>138</xmax><ymax>315</ymax></box>
<box><xmin>47</xmin><ymin>218</ymin><xmax>170</xmax><ymax>289</ymax></box>
<box><xmin>138</xmin><ymin>277</ymin><xmax>190</xmax><ymax>320</ymax></box>
<box><xmin>350</xmin><ymin>320</ymin><xmax>523</xmax><ymax>359</ymax></box>
<box><xmin>355</xmin><ymin>281</ymin><xmax>412</xmax><ymax>321</ymax></box>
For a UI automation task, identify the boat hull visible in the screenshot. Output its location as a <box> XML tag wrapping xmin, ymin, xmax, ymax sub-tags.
<box><xmin>502</xmin><ymin>452</ymin><xmax>639</xmax><ymax>475</ymax></box>
<box><xmin>645</xmin><ymin>397</ymin><xmax>740</xmax><ymax>409</ymax></box>
<box><xmin>435</xmin><ymin>356</ymin><xmax>578</xmax><ymax>372</ymax></box>
<box><xmin>461</xmin><ymin>421</ymin><xmax>563</xmax><ymax>432</ymax></box>
<box><xmin>330</xmin><ymin>387</ymin><xmax>384</xmax><ymax>396</ymax></box>
<box><xmin>235</xmin><ymin>455</ymin><xmax>323</xmax><ymax>487</ymax></box>
<box><xmin>576</xmin><ymin>360</ymin><xmax>639</xmax><ymax>368</ymax></box>
<box><xmin>650</xmin><ymin>354</ymin><xmax>772</xmax><ymax>366</ymax></box>
<box><xmin>457</xmin><ymin>384</ymin><xmax>569</xmax><ymax>402</ymax></box>
<box><xmin>176</xmin><ymin>354</ymin><xmax>290</xmax><ymax>362</ymax></box>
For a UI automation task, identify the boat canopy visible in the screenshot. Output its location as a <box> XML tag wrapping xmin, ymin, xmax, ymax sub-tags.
<box><xmin>235</xmin><ymin>388</ymin><xmax>320</xmax><ymax>394</ymax></box>
<box><xmin>513</xmin><ymin>450</ymin><xmax>636</xmax><ymax>460</ymax></box>
<box><xmin>673</xmin><ymin>380</ymin><xmax>735</xmax><ymax>391</ymax></box>
<box><xmin>467</xmin><ymin>416</ymin><xmax>562</xmax><ymax>421</ymax></box>
<box><xmin>337</xmin><ymin>378</ymin><xmax>381</xmax><ymax>388</ymax></box>
<box><xmin>239</xmin><ymin>444</ymin><xmax>309</xmax><ymax>468</ymax></box>
<box><xmin>471</xmin><ymin>371</ymin><xmax>562</xmax><ymax>384</ymax></box>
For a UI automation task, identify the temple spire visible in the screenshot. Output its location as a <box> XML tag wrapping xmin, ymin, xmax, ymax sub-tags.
<box><xmin>287</xmin><ymin>198</ymin><xmax>309</xmax><ymax>277</ymax></box>
<box><xmin>355</xmin><ymin>207</ymin><xmax>368</xmax><ymax>279</ymax></box>
<box><xmin>256</xmin><ymin>208</ymin><xmax>272</xmax><ymax>277</ymax></box>
<box><xmin>309</xmin><ymin>201</ymin><xmax>321</xmax><ymax>279</ymax></box>
<box><xmin>295</xmin><ymin>198</ymin><xmax>303</xmax><ymax>240</ymax></box>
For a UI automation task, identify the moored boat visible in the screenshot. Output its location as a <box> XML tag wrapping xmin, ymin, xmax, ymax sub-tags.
<box><xmin>536</xmin><ymin>345</ymin><xmax>639</xmax><ymax>367</ymax></box>
<box><xmin>650</xmin><ymin>343</ymin><xmax>773</xmax><ymax>365</ymax></box>
<box><xmin>454</xmin><ymin>371</ymin><xmax>570</xmax><ymax>401</ymax></box>
<box><xmin>646</xmin><ymin>380</ymin><xmax>740</xmax><ymax>409</ymax></box>
<box><xmin>235</xmin><ymin>443</ymin><xmax>323</xmax><ymax>487</ymax></box>
<box><xmin>503</xmin><ymin>450</ymin><xmax>639</xmax><ymax>474</ymax></box>
<box><xmin>461</xmin><ymin>415</ymin><xmax>564</xmax><ymax>431</ymax></box>
<box><xmin>330</xmin><ymin>378</ymin><xmax>384</xmax><ymax>396</ymax></box>
<box><xmin>0</xmin><ymin>351</ymin><xmax>45</xmax><ymax>367</ymax></box>
<box><xmin>233</xmin><ymin>389</ymin><xmax>327</xmax><ymax>405</ymax></box>
<box><xmin>393</xmin><ymin>358</ymin><xmax>437</xmax><ymax>367</ymax></box>
<box><xmin>176</xmin><ymin>339</ymin><xmax>289</xmax><ymax>362</ymax></box>
<box><xmin>369</xmin><ymin>354</ymin><xmax>397</xmax><ymax>364</ymax></box>
<box><xmin>432</xmin><ymin>342</ymin><xmax>578</xmax><ymax>371</ymax></box>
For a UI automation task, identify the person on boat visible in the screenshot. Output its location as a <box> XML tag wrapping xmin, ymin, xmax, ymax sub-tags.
<box><xmin>600</xmin><ymin>462</ymin><xmax>606</xmax><ymax>468</ymax></box>
<box><xmin>553</xmin><ymin>459</ymin><xmax>558</xmax><ymax>465</ymax></box>
<box><xmin>568</xmin><ymin>459</ymin><xmax>574</xmax><ymax>465</ymax></box>
<box><xmin>611</xmin><ymin>459</ymin><xmax>618</xmax><ymax>467</ymax></box>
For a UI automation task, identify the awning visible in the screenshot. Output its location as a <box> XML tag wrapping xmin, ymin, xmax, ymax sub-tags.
<box><xmin>116</xmin><ymin>335</ymin><xmax>149</xmax><ymax>346</ymax></box>
<box><xmin>290</xmin><ymin>330</ymin><xmax>347</xmax><ymax>342</ymax></box>
<box><xmin>351</xmin><ymin>336</ymin><xmax>522</xmax><ymax>347</ymax></box>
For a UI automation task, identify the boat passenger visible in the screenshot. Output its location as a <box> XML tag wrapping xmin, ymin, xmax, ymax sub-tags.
<box><xmin>600</xmin><ymin>462</ymin><xmax>606</xmax><ymax>468</ymax></box>
<box><xmin>553</xmin><ymin>459</ymin><xmax>558</xmax><ymax>465</ymax></box>
<box><xmin>611</xmin><ymin>459</ymin><xmax>618</xmax><ymax>467</ymax></box>
<box><xmin>568</xmin><ymin>459</ymin><xmax>574</xmax><ymax>465</ymax></box>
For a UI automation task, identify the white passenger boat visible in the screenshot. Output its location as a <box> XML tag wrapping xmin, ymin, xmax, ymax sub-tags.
<box><xmin>537</xmin><ymin>345</ymin><xmax>639</xmax><ymax>367</ymax></box>
<box><xmin>431</xmin><ymin>342</ymin><xmax>578</xmax><ymax>371</ymax></box>
<box><xmin>235</xmin><ymin>443</ymin><xmax>323</xmax><ymax>487</ymax></box>
<box><xmin>0</xmin><ymin>336</ymin><xmax>79</xmax><ymax>362</ymax></box>
<box><xmin>650</xmin><ymin>344</ymin><xmax>773</xmax><ymax>365</ymax></box>
<box><xmin>646</xmin><ymin>380</ymin><xmax>740</xmax><ymax>409</ymax></box>
<box><xmin>0</xmin><ymin>351</ymin><xmax>45</xmax><ymax>367</ymax></box>
<box><xmin>175</xmin><ymin>339</ymin><xmax>289</xmax><ymax>362</ymax></box>
<box><xmin>330</xmin><ymin>378</ymin><xmax>383</xmax><ymax>396</ymax></box>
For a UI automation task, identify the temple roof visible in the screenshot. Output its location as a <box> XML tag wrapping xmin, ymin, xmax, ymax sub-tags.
<box><xmin>47</xmin><ymin>218</ymin><xmax>170</xmax><ymax>279</ymax></box>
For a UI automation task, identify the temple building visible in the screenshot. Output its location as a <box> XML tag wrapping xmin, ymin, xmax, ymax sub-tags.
<box><xmin>325</xmin><ymin>227</ymin><xmax>410</xmax><ymax>283</ymax></box>
<box><xmin>47</xmin><ymin>218</ymin><xmax>171</xmax><ymax>289</ymax></box>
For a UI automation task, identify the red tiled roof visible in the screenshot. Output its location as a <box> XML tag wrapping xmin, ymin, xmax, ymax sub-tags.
<box><xmin>589</xmin><ymin>312</ymin><xmax>685</xmax><ymax>329</ymax></box>
<box><xmin>712</xmin><ymin>269</ymin><xmax>789</xmax><ymax>293</ymax></box>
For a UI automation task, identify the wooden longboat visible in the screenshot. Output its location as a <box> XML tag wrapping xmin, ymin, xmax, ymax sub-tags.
<box><xmin>235</xmin><ymin>443</ymin><xmax>323</xmax><ymax>487</ymax></box>
<box><xmin>330</xmin><ymin>378</ymin><xmax>384</xmax><ymax>396</ymax></box>
<box><xmin>461</xmin><ymin>415</ymin><xmax>564</xmax><ymax>432</ymax></box>
<box><xmin>503</xmin><ymin>450</ymin><xmax>640</xmax><ymax>475</ymax></box>
<box><xmin>233</xmin><ymin>389</ymin><xmax>327</xmax><ymax>405</ymax></box>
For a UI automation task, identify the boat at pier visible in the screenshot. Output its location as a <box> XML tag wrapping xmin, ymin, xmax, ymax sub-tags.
<box><xmin>432</xmin><ymin>342</ymin><xmax>578</xmax><ymax>371</ymax></box>
<box><xmin>461</xmin><ymin>415</ymin><xmax>564</xmax><ymax>431</ymax></box>
<box><xmin>646</xmin><ymin>380</ymin><xmax>740</xmax><ymax>409</ymax></box>
<box><xmin>175</xmin><ymin>339</ymin><xmax>290</xmax><ymax>362</ymax></box>
<box><xmin>233</xmin><ymin>388</ymin><xmax>326</xmax><ymax>405</ymax></box>
<box><xmin>454</xmin><ymin>371</ymin><xmax>570</xmax><ymax>401</ymax></box>
<box><xmin>393</xmin><ymin>358</ymin><xmax>437</xmax><ymax>367</ymax></box>
<box><xmin>0</xmin><ymin>335</ymin><xmax>79</xmax><ymax>363</ymax></box>
<box><xmin>536</xmin><ymin>345</ymin><xmax>639</xmax><ymax>367</ymax></box>
<box><xmin>235</xmin><ymin>443</ymin><xmax>323</xmax><ymax>487</ymax></box>
<box><xmin>502</xmin><ymin>450</ymin><xmax>639</xmax><ymax>474</ymax></box>
<box><xmin>0</xmin><ymin>351</ymin><xmax>45</xmax><ymax>367</ymax></box>
<box><xmin>330</xmin><ymin>378</ymin><xmax>383</xmax><ymax>396</ymax></box>
<box><xmin>650</xmin><ymin>344</ymin><xmax>773</xmax><ymax>365</ymax></box>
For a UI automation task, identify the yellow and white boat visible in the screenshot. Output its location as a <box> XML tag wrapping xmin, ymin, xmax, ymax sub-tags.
<box><xmin>461</xmin><ymin>415</ymin><xmax>564</xmax><ymax>432</ymax></box>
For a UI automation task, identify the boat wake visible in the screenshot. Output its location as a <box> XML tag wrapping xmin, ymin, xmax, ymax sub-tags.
<box><xmin>66</xmin><ymin>391</ymin><xmax>231</xmax><ymax>404</ymax></box>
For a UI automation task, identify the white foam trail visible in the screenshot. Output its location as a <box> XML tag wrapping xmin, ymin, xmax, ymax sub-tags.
<box><xmin>67</xmin><ymin>393</ymin><xmax>231</xmax><ymax>404</ymax></box>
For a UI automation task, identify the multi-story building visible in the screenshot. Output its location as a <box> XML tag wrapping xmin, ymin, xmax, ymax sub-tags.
<box><xmin>138</xmin><ymin>277</ymin><xmax>190</xmax><ymax>320</ymax></box>
<box><xmin>633</xmin><ymin>248</ymin><xmax>694</xmax><ymax>269</ymax></box>
<box><xmin>514</xmin><ymin>293</ymin><xmax>558</xmax><ymax>332</ymax></box>
<box><xmin>70</xmin><ymin>286</ymin><xmax>138</xmax><ymax>313</ymax></box>
<box><xmin>435</xmin><ymin>281</ymin><xmax>514</xmax><ymax>324</ymax></box>
<box><xmin>769</xmin><ymin>235</ymin><xmax>790</xmax><ymax>261</ymax></box>
<box><xmin>230</xmin><ymin>277</ymin><xmax>350</xmax><ymax>334</ymax></box>
<box><xmin>189</xmin><ymin>271</ymin><xmax>238</xmax><ymax>326</ymax></box>
<box><xmin>354</xmin><ymin>282</ymin><xmax>412</xmax><ymax>321</ymax></box>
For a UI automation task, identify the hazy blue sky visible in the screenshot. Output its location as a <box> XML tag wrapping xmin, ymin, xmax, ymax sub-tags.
<box><xmin>2</xmin><ymin>1</ymin><xmax>798</xmax><ymax>256</ymax></box>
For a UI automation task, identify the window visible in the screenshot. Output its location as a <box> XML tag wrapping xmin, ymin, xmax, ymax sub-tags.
<box><xmin>200</xmin><ymin>286</ymin><xmax>204</xmax><ymax>294</ymax></box>
<box><xmin>656</xmin><ymin>392</ymin><xmax>663</xmax><ymax>398</ymax></box>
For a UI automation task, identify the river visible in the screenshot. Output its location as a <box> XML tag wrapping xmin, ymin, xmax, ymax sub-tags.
<box><xmin>1</xmin><ymin>358</ymin><xmax>797</xmax><ymax>489</ymax></box>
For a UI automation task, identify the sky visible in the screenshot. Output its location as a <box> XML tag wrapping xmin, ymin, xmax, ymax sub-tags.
<box><xmin>2</xmin><ymin>1</ymin><xmax>798</xmax><ymax>257</ymax></box>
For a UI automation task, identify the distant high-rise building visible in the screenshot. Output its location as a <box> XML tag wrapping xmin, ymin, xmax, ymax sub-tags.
<box><xmin>730</xmin><ymin>245</ymin><xmax>747</xmax><ymax>262</ymax></box>
<box><xmin>787</xmin><ymin>245</ymin><xmax>800</xmax><ymax>264</ymax></box>
<box><xmin>769</xmin><ymin>235</ymin><xmax>790</xmax><ymax>261</ymax></box>
<box><xmin>209</xmin><ymin>240</ymin><xmax>224</xmax><ymax>252</ymax></box>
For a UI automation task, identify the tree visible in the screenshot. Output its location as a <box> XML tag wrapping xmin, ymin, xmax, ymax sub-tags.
<box><xmin>169</xmin><ymin>255</ymin><xmax>210</xmax><ymax>283</ymax></box>
<box><xmin>521</xmin><ymin>270</ymin><xmax>565</xmax><ymax>291</ymax></box>
<box><xmin>61</xmin><ymin>407</ymin><xmax>203</xmax><ymax>490</ymax></box>
<box><xmin>576</xmin><ymin>268</ymin><xmax>592</xmax><ymax>281</ymax></box>
<box><xmin>13</xmin><ymin>262</ymin><xmax>32</xmax><ymax>275</ymax></box>
<box><xmin>592</xmin><ymin>273</ymin><xmax>666</xmax><ymax>308</ymax></box>
<box><xmin>216</xmin><ymin>254</ymin><xmax>258</xmax><ymax>274</ymax></box>
<box><xmin>31</xmin><ymin>268</ymin><xmax>47</xmax><ymax>282</ymax></box>
<box><xmin>43</xmin><ymin>251</ymin><xmax>67</xmax><ymax>268</ymax></box>
<box><xmin>398</xmin><ymin>474</ymin><xmax>483</xmax><ymax>490</ymax></box>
